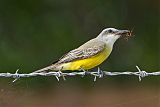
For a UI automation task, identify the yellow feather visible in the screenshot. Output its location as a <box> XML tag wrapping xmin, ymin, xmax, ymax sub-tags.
<box><xmin>62</xmin><ymin>48</ymin><xmax>111</xmax><ymax>70</ymax></box>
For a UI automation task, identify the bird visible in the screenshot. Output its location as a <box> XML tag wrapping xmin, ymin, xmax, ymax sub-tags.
<box><xmin>33</xmin><ymin>28</ymin><xmax>131</xmax><ymax>73</ymax></box>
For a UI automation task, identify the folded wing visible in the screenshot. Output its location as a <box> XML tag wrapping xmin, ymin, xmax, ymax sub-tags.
<box><xmin>57</xmin><ymin>45</ymin><xmax>105</xmax><ymax>64</ymax></box>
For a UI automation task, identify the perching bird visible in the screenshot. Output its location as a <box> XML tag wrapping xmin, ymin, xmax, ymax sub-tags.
<box><xmin>34</xmin><ymin>28</ymin><xmax>131</xmax><ymax>73</ymax></box>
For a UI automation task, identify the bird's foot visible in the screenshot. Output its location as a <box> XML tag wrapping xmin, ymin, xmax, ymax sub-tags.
<box><xmin>80</xmin><ymin>67</ymin><xmax>90</xmax><ymax>77</ymax></box>
<box><xmin>55</xmin><ymin>67</ymin><xmax>66</xmax><ymax>81</ymax></box>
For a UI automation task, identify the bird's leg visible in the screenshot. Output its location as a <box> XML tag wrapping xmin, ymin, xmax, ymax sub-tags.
<box><xmin>55</xmin><ymin>66</ymin><xmax>66</xmax><ymax>81</ymax></box>
<box><xmin>59</xmin><ymin>66</ymin><xmax>66</xmax><ymax>80</ymax></box>
<box><xmin>80</xmin><ymin>67</ymin><xmax>90</xmax><ymax>77</ymax></box>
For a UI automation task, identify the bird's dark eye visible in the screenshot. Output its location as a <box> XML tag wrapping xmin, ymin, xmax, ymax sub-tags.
<box><xmin>108</xmin><ymin>29</ymin><xmax>113</xmax><ymax>33</ymax></box>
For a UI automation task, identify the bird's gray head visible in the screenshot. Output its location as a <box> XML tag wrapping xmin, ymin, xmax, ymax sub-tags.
<box><xmin>97</xmin><ymin>28</ymin><xmax>130</xmax><ymax>46</ymax></box>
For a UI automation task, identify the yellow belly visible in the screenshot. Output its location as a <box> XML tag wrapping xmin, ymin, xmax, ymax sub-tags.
<box><xmin>62</xmin><ymin>48</ymin><xmax>112</xmax><ymax>70</ymax></box>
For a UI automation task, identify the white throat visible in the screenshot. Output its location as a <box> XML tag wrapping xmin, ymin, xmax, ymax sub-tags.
<box><xmin>97</xmin><ymin>34</ymin><xmax>120</xmax><ymax>48</ymax></box>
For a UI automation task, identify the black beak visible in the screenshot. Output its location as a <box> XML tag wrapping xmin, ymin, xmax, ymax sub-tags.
<box><xmin>116</xmin><ymin>30</ymin><xmax>130</xmax><ymax>36</ymax></box>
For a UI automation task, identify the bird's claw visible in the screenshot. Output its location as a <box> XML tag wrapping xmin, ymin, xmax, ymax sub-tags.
<box><xmin>55</xmin><ymin>67</ymin><xmax>66</xmax><ymax>81</ymax></box>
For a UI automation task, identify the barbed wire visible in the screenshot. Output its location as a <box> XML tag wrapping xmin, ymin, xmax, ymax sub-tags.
<box><xmin>0</xmin><ymin>66</ymin><xmax>159</xmax><ymax>82</ymax></box>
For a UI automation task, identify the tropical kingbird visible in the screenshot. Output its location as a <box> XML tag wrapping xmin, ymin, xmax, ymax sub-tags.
<box><xmin>34</xmin><ymin>28</ymin><xmax>130</xmax><ymax>73</ymax></box>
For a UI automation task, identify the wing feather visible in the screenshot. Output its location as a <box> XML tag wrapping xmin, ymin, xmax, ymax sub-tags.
<box><xmin>57</xmin><ymin>45</ymin><xmax>105</xmax><ymax>64</ymax></box>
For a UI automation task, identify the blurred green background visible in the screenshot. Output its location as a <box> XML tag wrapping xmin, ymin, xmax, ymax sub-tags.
<box><xmin>0</xmin><ymin>0</ymin><xmax>159</xmax><ymax>107</ymax></box>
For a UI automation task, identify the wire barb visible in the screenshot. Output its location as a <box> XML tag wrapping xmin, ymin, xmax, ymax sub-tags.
<box><xmin>136</xmin><ymin>66</ymin><xmax>148</xmax><ymax>81</ymax></box>
<box><xmin>12</xmin><ymin>69</ymin><xmax>20</xmax><ymax>83</ymax></box>
<box><xmin>55</xmin><ymin>72</ymin><xmax>60</xmax><ymax>81</ymax></box>
<box><xmin>93</xmin><ymin>67</ymin><xmax>104</xmax><ymax>81</ymax></box>
<box><xmin>0</xmin><ymin>66</ymin><xmax>159</xmax><ymax>82</ymax></box>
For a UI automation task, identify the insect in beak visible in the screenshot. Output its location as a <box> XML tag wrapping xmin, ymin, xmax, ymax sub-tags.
<box><xmin>116</xmin><ymin>29</ymin><xmax>133</xmax><ymax>40</ymax></box>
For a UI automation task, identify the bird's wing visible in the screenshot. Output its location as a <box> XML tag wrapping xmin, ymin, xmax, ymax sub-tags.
<box><xmin>56</xmin><ymin>44</ymin><xmax>105</xmax><ymax>64</ymax></box>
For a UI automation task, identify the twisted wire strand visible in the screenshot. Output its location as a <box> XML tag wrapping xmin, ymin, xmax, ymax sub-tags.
<box><xmin>0</xmin><ymin>66</ymin><xmax>159</xmax><ymax>82</ymax></box>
